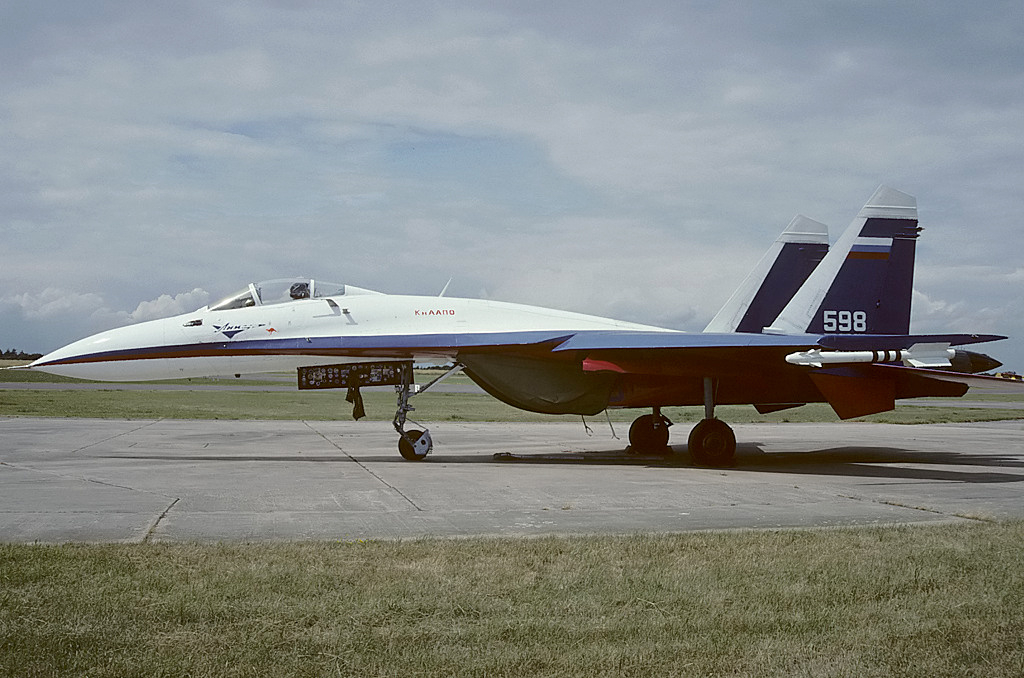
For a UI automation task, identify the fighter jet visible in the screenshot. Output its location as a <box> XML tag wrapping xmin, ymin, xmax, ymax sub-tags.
<box><xmin>28</xmin><ymin>187</ymin><xmax>1010</xmax><ymax>464</ymax></box>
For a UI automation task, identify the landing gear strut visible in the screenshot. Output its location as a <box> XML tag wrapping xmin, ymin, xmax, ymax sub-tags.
<box><xmin>392</xmin><ymin>362</ymin><xmax>465</xmax><ymax>461</ymax></box>
<box><xmin>393</xmin><ymin>362</ymin><xmax>431</xmax><ymax>460</ymax></box>
<box><xmin>688</xmin><ymin>377</ymin><xmax>736</xmax><ymax>466</ymax></box>
<box><xmin>628</xmin><ymin>407</ymin><xmax>672</xmax><ymax>454</ymax></box>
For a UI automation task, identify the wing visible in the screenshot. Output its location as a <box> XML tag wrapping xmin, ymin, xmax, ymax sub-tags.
<box><xmin>453</xmin><ymin>329</ymin><xmax>1007</xmax><ymax>418</ymax></box>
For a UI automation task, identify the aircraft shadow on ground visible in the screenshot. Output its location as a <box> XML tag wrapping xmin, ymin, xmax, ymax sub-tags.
<box><xmin>106</xmin><ymin>443</ymin><xmax>1024</xmax><ymax>484</ymax></box>
<box><xmin>732</xmin><ymin>445</ymin><xmax>1024</xmax><ymax>484</ymax></box>
<box><xmin>108</xmin><ymin>454</ymin><xmax>357</xmax><ymax>464</ymax></box>
<box><xmin>407</xmin><ymin>442</ymin><xmax>1024</xmax><ymax>484</ymax></box>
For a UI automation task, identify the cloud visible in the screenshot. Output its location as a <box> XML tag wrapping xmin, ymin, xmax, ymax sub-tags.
<box><xmin>1</xmin><ymin>1</ymin><xmax>1022</xmax><ymax>369</ymax></box>
<box><xmin>0</xmin><ymin>287</ymin><xmax>212</xmax><ymax>353</ymax></box>
<box><xmin>129</xmin><ymin>289</ymin><xmax>211</xmax><ymax>322</ymax></box>
<box><xmin>1</xmin><ymin>288</ymin><xmax>117</xmax><ymax>321</ymax></box>
<box><xmin>912</xmin><ymin>290</ymin><xmax>966</xmax><ymax>325</ymax></box>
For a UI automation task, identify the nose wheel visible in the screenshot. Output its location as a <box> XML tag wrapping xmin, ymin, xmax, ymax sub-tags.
<box><xmin>398</xmin><ymin>429</ymin><xmax>432</xmax><ymax>461</ymax></box>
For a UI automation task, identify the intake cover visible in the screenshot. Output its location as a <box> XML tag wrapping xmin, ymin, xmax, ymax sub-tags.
<box><xmin>460</xmin><ymin>353</ymin><xmax>614</xmax><ymax>415</ymax></box>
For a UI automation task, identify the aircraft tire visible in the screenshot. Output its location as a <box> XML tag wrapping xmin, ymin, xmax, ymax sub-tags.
<box><xmin>398</xmin><ymin>429</ymin><xmax>430</xmax><ymax>461</ymax></box>
<box><xmin>628</xmin><ymin>414</ymin><xmax>671</xmax><ymax>454</ymax></box>
<box><xmin>688</xmin><ymin>419</ymin><xmax>736</xmax><ymax>466</ymax></box>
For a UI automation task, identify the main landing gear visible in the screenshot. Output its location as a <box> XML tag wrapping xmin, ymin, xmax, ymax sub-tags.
<box><xmin>627</xmin><ymin>407</ymin><xmax>672</xmax><ymax>454</ymax></box>
<box><xmin>688</xmin><ymin>377</ymin><xmax>736</xmax><ymax>466</ymax></box>
<box><xmin>626</xmin><ymin>378</ymin><xmax>737</xmax><ymax>466</ymax></box>
<box><xmin>687</xmin><ymin>418</ymin><xmax>736</xmax><ymax>466</ymax></box>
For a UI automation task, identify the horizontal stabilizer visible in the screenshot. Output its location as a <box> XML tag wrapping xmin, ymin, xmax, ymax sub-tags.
<box><xmin>555</xmin><ymin>330</ymin><xmax>1004</xmax><ymax>354</ymax></box>
<box><xmin>817</xmin><ymin>333</ymin><xmax>1005</xmax><ymax>351</ymax></box>
<box><xmin>873</xmin><ymin>364</ymin><xmax>1024</xmax><ymax>395</ymax></box>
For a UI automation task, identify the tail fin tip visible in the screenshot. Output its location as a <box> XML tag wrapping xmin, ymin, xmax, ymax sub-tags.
<box><xmin>779</xmin><ymin>214</ymin><xmax>829</xmax><ymax>243</ymax></box>
<box><xmin>858</xmin><ymin>185</ymin><xmax>917</xmax><ymax>220</ymax></box>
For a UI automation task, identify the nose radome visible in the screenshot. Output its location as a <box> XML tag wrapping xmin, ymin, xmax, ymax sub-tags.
<box><xmin>27</xmin><ymin>317</ymin><xmax>170</xmax><ymax>381</ymax></box>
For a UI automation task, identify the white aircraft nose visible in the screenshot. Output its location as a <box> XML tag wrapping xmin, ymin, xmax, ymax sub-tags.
<box><xmin>29</xmin><ymin>318</ymin><xmax>170</xmax><ymax>381</ymax></box>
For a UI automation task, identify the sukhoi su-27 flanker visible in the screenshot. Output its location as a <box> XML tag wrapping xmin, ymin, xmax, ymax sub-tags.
<box><xmin>28</xmin><ymin>187</ymin><xmax>1010</xmax><ymax>464</ymax></box>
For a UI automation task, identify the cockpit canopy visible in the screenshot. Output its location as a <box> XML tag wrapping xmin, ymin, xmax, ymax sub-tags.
<box><xmin>208</xmin><ymin>278</ymin><xmax>358</xmax><ymax>312</ymax></box>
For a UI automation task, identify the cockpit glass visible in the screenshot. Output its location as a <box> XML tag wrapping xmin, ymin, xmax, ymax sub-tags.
<box><xmin>209</xmin><ymin>279</ymin><xmax>346</xmax><ymax>311</ymax></box>
<box><xmin>208</xmin><ymin>287</ymin><xmax>256</xmax><ymax>311</ymax></box>
<box><xmin>254</xmin><ymin>280</ymin><xmax>307</xmax><ymax>305</ymax></box>
<box><xmin>312</xmin><ymin>281</ymin><xmax>346</xmax><ymax>298</ymax></box>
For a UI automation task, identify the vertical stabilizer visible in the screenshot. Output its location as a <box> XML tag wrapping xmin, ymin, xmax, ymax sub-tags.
<box><xmin>765</xmin><ymin>186</ymin><xmax>920</xmax><ymax>335</ymax></box>
<box><xmin>705</xmin><ymin>215</ymin><xmax>829</xmax><ymax>333</ymax></box>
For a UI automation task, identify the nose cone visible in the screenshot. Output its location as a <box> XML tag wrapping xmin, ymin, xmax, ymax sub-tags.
<box><xmin>29</xmin><ymin>318</ymin><xmax>170</xmax><ymax>381</ymax></box>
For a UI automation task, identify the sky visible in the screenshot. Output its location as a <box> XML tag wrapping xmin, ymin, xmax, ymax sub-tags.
<box><xmin>2</xmin><ymin>1</ymin><xmax>1023</xmax><ymax>370</ymax></box>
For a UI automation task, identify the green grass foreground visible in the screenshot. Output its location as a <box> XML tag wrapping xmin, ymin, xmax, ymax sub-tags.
<box><xmin>2</xmin><ymin>522</ymin><xmax>1023</xmax><ymax>677</ymax></box>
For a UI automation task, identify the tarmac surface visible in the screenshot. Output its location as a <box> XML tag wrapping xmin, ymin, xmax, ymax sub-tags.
<box><xmin>2</xmin><ymin>417</ymin><xmax>1023</xmax><ymax>543</ymax></box>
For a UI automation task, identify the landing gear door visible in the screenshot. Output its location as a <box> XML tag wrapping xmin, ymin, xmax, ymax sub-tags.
<box><xmin>297</xmin><ymin>362</ymin><xmax>405</xmax><ymax>390</ymax></box>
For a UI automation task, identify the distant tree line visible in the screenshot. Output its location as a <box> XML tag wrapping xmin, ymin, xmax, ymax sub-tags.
<box><xmin>2</xmin><ymin>349</ymin><xmax>42</xmax><ymax>360</ymax></box>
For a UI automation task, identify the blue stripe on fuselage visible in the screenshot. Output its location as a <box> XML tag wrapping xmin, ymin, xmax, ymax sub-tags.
<box><xmin>31</xmin><ymin>330</ymin><xmax>579</xmax><ymax>366</ymax></box>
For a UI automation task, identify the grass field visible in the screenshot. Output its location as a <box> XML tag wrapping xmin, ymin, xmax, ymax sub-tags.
<box><xmin>2</xmin><ymin>522</ymin><xmax>1023</xmax><ymax>677</ymax></box>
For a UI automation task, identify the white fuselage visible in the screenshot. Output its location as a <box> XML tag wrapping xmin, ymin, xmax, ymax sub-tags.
<box><xmin>31</xmin><ymin>287</ymin><xmax>676</xmax><ymax>381</ymax></box>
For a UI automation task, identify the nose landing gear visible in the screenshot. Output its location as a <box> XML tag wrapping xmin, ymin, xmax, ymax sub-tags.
<box><xmin>392</xmin><ymin>362</ymin><xmax>464</xmax><ymax>461</ymax></box>
<box><xmin>393</xmin><ymin>363</ymin><xmax>432</xmax><ymax>460</ymax></box>
<box><xmin>298</xmin><ymin>359</ymin><xmax>462</xmax><ymax>461</ymax></box>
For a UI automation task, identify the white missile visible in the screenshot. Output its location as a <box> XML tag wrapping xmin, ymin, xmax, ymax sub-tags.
<box><xmin>785</xmin><ymin>343</ymin><xmax>955</xmax><ymax>369</ymax></box>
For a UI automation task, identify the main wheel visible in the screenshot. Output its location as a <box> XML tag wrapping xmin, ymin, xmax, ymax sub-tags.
<box><xmin>687</xmin><ymin>419</ymin><xmax>736</xmax><ymax>466</ymax></box>
<box><xmin>628</xmin><ymin>414</ymin><xmax>671</xmax><ymax>454</ymax></box>
<box><xmin>398</xmin><ymin>429</ymin><xmax>431</xmax><ymax>461</ymax></box>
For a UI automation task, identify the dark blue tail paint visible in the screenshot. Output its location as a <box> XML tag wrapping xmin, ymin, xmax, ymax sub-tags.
<box><xmin>804</xmin><ymin>216</ymin><xmax>921</xmax><ymax>335</ymax></box>
<box><xmin>734</xmin><ymin>238</ymin><xmax>828</xmax><ymax>333</ymax></box>
<box><xmin>705</xmin><ymin>215</ymin><xmax>829</xmax><ymax>334</ymax></box>
<box><xmin>765</xmin><ymin>186</ymin><xmax>921</xmax><ymax>336</ymax></box>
